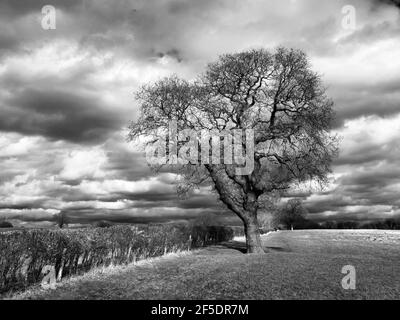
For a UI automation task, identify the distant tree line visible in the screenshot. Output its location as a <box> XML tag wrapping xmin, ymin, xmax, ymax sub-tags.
<box><xmin>265</xmin><ymin>216</ymin><xmax>400</xmax><ymax>231</ymax></box>
<box><xmin>319</xmin><ymin>219</ymin><xmax>400</xmax><ymax>230</ymax></box>
<box><xmin>258</xmin><ymin>199</ymin><xmax>400</xmax><ymax>231</ymax></box>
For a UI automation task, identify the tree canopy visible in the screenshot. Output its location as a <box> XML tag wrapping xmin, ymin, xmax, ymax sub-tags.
<box><xmin>129</xmin><ymin>47</ymin><xmax>338</xmax><ymax>253</ymax></box>
<box><xmin>272</xmin><ymin>198</ymin><xmax>308</xmax><ymax>230</ymax></box>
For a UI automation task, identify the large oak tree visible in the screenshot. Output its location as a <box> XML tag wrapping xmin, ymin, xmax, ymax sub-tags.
<box><xmin>128</xmin><ymin>47</ymin><xmax>338</xmax><ymax>253</ymax></box>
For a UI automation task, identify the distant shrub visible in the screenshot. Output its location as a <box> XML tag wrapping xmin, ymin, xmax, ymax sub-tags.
<box><xmin>0</xmin><ymin>221</ymin><xmax>13</xmax><ymax>228</ymax></box>
<box><xmin>94</xmin><ymin>220</ymin><xmax>113</xmax><ymax>228</ymax></box>
<box><xmin>0</xmin><ymin>224</ymin><xmax>233</xmax><ymax>294</ymax></box>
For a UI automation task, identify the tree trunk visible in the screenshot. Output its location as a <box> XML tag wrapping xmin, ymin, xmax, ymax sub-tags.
<box><xmin>243</xmin><ymin>214</ymin><xmax>264</xmax><ymax>254</ymax></box>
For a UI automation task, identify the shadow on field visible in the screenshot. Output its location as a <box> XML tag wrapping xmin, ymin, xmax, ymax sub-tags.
<box><xmin>220</xmin><ymin>240</ymin><xmax>247</xmax><ymax>253</ymax></box>
<box><xmin>217</xmin><ymin>239</ymin><xmax>292</xmax><ymax>254</ymax></box>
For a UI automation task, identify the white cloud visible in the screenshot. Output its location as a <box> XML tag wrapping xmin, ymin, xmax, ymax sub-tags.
<box><xmin>0</xmin><ymin>133</ymin><xmax>42</xmax><ymax>158</ymax></box>
<box><xmin>78</xmin><ymin>177</ymin><xmax>173</xmax><ymax>196</ymax></box>
<box><xmin>60</xmin><ymin>148</ymin><xmax>108</xmax><ymax>180</ymax></box>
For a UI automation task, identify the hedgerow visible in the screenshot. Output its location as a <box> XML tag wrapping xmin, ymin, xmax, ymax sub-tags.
<box><xmin>0</xmin><ymin>224</ymin><xmax>233</xmax><ymax>294</ymax></box>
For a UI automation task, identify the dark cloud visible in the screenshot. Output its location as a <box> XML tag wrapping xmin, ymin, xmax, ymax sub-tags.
<box><xmin>373</xmin><ymin>0</ymin><xmax>400</xmax><ymax>9</ymax></box>
<box><xmin>304</xmin><ymin>160</ymin><xmax>400</xmax><ymax>221</ymax></box>
<box><xmin>329</xmin><ymin>80</ymin><xmax>400</xmax><ymax>128</ymax></box>
<box><xmin>104</xmin><ymin>150</ymin><xmax>153</xmax><ymax>181</ymax></box>
<box><xmin>0</xmin><ymin>88</ymin><xmax>125</xmax><ymax>143</ymax></box>
<box><xmin>0</xmin><ymin>0</ymin><xmax>84</xmax><ymax>15</ymax></box>
<box><xmin>306</xmin><ymin>196</ymin><xmax>353</xmax><ymax>215</ymax></box>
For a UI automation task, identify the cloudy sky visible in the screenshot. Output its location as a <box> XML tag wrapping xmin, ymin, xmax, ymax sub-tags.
<box><xmin>0</xmin><ymin>0</ymin><xmax>400</xmax><ymax>227</ymax></box>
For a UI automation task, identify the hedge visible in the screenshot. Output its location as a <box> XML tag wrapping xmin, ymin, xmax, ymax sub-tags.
<box><xmin>0</xmin><ymin>224</ymin><xmax>233</xmax><ymax>294</ymax></box>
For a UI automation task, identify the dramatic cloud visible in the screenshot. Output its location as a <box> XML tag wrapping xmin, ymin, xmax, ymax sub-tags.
<box><xmin>0</xmin><ymin>0</ymin><xmax>399</xmax><ymax>226</ymax></box>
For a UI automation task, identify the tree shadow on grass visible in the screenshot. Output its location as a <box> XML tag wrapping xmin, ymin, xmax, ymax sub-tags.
<box><xmin>218</xmin><ymin>241</ymin><xmax>292</xmax><ymax>254</ymax></box>
<box><xmin>220</xmin><ymin>240</ymin><xmax>247</xmax><ymax>253</ymax></box>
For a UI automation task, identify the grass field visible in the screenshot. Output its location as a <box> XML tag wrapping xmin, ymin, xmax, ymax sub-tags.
<box><xmin>7</xmin><ymin>229</ymin><xmax>400</xmax><ymax>300</ymax></box>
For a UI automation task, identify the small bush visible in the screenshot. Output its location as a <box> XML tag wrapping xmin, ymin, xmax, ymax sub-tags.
<box><xmin>94</xmin><ymin>220</ymin><xmax>113</xmax><ymax>228</ymax></box>
<box><xmin>0</xmin><ymin>221</ymin><xmax>13</xmax><ymax>228</ymax></box>
<box><xmin>190</xmin><ymin>225</ymin><xmax>234</xmax><ymax>247</ymax></box>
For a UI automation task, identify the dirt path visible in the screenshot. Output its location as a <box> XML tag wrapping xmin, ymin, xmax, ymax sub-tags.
<box><xmin>8</xmin><ymin>230</ymin><xmax>400</xmax><ymax>300</ymax></box>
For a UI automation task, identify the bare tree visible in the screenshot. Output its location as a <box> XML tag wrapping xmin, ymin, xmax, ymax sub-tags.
<box><xmin>56</xmin><ymin>211</ymin><xmax>68</xmax><ymax>229</ymax></box>
<box><xmin>273</xmin><ymin>198</ymin><xmax>307</xmax><ymax>230</ymax></box>
<box><xmin>128</xmin><ymin>47</ymin><xmax>338</xmax><ymax>253</ymax></box>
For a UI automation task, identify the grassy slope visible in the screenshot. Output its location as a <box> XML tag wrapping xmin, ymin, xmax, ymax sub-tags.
<box><xmin>8</xmin><ymin>230</ymin><xmax>400</xmax><ymax>300</ymax></box>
